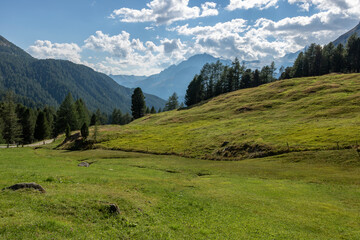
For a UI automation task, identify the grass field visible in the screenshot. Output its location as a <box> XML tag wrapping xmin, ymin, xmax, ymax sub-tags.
<box><xmin>1</xmin><ymin>147</ymin><xmax>360</xmax><ymax>239</ymax></box>
<box><xmin>1</xmin><ymin>74</ymin><xmax>360</xmax><ymax>239</ymax></box>
<box><xmin>94</xmin><ymin>74</ymin><xmax>360</xmax><ymax>159</ymax></box>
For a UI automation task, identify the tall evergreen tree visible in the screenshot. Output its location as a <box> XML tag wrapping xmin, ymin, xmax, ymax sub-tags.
<box><xmin>55</xmin><ymin>93</ymin><xmax>78</xmax><ymax>134</ymax></box>
<box><xmin>346</xmin><ymin>33</ymin><xmax>360</xmax><ymax>72</ymax></box>
<box><xmin>332</xmin><ymin>43</ymin><xmax>346</xmax><ymax>73</ymax></box>
<box><xmin>185</xmin><ymin>75</ymin><xmax>204</xmax><ymax>106</ymax></box>
<box><xmin>75</xmin><ymin>98</ymin><xmax>89</xmax><ymax>128</ymax></box>
<box><xmin>20</xmin><ymin>108</ymin><xmax>35</xmax><ymax>144</ymax></box>
<box><xmin>240</xmin><ymin>69</ymin><xmax>252</xmax><ymax>89</ymax></box>
<box><xmin>34</xmin><ymin>111</ymin><xmax>50</xmax><ymax>142</ymax></box>
<box><xmin>90</xmin><ymin>113</ymin><xmax>97</xmax><ymax>126</ymax></box>
<box><xmin>2</xmin><ymin>92</ymin><xmax>22</xmax><ymax>146</ymax></box>
<box><xmin>252</xmin><ymin>69</ymin><xmax>261</xmax><ymax>87</ymax></box>
<box><xmin>81</xmin><ymin>123</ymin><xmax>89</xmax><ymax>140</ymax></box>
<box><xmin>131</xmin><ymin>87</ymin><xmax>146</xmax><ymax>119</ymax></box>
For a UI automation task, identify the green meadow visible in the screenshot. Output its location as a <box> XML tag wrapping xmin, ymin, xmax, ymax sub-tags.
<box><xmin>1</xmin><ymin>74</ymin><xmax>360</xmax><ymax>239</ymax></box>
<box><xmin>96</xmin><ymin>74</ymin><xmax>360</xmax><ymax>159</ymax></box>
<box><xmin>0</xmin><ymin>147</ymin><xmax>360</xmax><ymax>239</ymax></box>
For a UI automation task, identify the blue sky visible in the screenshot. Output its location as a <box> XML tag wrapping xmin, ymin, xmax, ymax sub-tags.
<box><xmin>1</xmin><ymin>0</ymin><xmax>359</xmax><ymax>75</ymax></box>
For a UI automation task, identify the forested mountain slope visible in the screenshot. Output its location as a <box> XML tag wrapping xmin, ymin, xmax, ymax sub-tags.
<box><xmin>0</xmin><ymin>35</ymin><xmax>165</xmax><ymax>113</ymax></box>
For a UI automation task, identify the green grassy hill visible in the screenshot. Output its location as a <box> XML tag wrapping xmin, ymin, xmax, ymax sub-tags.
<box><xmin>96</xmin><ymin>73</ymin><xmax>360</xmax><ymax>159</ymax></box>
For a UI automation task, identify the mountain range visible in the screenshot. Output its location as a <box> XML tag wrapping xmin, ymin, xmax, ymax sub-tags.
<box><xmin>109</xmin><ymin>22</ymin><xmax>360</xmax><ymax>100</ymax></box>
<box><xmin>0</xmin><ymin>35</ymin><xmax>165</xmax><ymax>113</ymax></box>
<box><xmin>110</xmin><ymin>54</ymin><xmax>231</xmax><ymax>101</ymax></box>
<box><xmin>333</xmin><ymin>22</ymin><xmax>360</xmax><ymax>46</ymax></box>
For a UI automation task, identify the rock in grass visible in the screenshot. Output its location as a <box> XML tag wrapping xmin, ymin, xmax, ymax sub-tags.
<box><xmin>78</xmin><ymin>162</ymin><xmax>90</xmax><ymax>167</ymax></box>
<box><xmin>108</xmin><ymin>203</ymin><xmax>121</xmax><ymax>215</ymax></box>
<box><xmin>2</xmin><ymin>182</ymin><xmax>46</xmax><ymax>193</ymax></box>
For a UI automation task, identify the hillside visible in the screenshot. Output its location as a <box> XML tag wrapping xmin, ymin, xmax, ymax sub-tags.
<box><xmin>95</xmin><ymin>74</ymin><xmax>360</xmax><ymax>159</ymax></box>
<box><xmin>333</xmin><ymin>21</ymin><xmax>360</xmax><ymax>46</ymax></box>
<box><xmin>0</xmin><ymin>35</ymin><xmax>165</xmax><ymax>113</ymax></box>
<box><xmin>110</xmin><ymin>54</ymin><xmax>231</xmax><ymax>100</ymax></box>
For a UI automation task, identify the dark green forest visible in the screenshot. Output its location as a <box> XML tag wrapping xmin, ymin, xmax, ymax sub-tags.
<box><xmin>280</xmin><ymin>33</ymin><xmax>360</xmax><ymax>79</ymax></box>
<box><xmin>185</xmin><ymin>34</ymin><xmax>360</xmax><ymax>107</ymax></box>
<box><xmin>0</xmin><ymin>92</ymin><xmax>133</xmax><ymax>145</ymax></box>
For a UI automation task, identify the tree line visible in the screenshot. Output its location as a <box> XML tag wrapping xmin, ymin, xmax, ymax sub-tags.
<box><xmin>185</xmin><ymin>59</ymin><xmax>277</xmax><ymax>106</ymax></box>
<box><xmin>280</xmin><ymin>33</ymin><xmax>360</xmax><ymax>79</ymax></box>
<box><xmin>131</xmin><ymin>88</ymin><xmax>182</xmax><ymax>119</ymax></box>
<box><xmin>0</xmin><ymin>92</ymin><xmax>133</xmax><ymax>146</ymax></box>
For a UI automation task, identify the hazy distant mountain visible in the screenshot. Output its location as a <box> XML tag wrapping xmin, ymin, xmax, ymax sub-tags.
<box><xmin>0</xmin><ymin>35</ymin><xmax>165</xmax><ymax>113</ymax></box>
<box><xmin>110</xmin><ymin>53</ymin><xmax>231</xmax><ymax>100</ymax></box>
<box><xmin>109</xmin><ymin>74</ymin><xmax>147</xmax><ymax>87</ymax></box>
<box><xmin>333</xmin><ymin>22</ymin><xmax>360</xmax><ymax>46</ymax></box>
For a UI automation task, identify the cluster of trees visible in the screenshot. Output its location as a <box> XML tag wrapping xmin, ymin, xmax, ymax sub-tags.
<box><xmin>0</xmin><ymin>92</ymin><xmax>134</xmax><ymax>146</ymax></box>
<box><xmin>280</xmin><ymin>34</ymin><xmax>360</xmax><ymax>79</ymax></box>
<box><xmin>185</xmin><ymin>59</ymin><xmax>277</xmax><ymax>106</ymax></box>
<box><xmin>131</xmin><ymin>87</ymin><xmax>179</xmax><ymax>119</ymax></box>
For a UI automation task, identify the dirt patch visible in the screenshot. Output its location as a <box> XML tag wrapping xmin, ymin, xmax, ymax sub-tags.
<box><xmin>215</xmin><ymin>143</ymin><xmax>287</xmax><ymax>159</ymax></box>
<box><xmin>237</xmin><ymin>106</ymin><xmax>253</xmax><ymax>113</ymax></box>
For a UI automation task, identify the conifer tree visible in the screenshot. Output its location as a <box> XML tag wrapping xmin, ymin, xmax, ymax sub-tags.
<box><xmin>34</xmin><ymin>111</ymin><xmax>50</xmax><ymax>142</ymax></box>
<box><xmin>75</xmin><ymin>98</ymin><xmax>89</xmax><ymax>128</ymax></box>
<box><xmin>111</xmin><ymin>108</ymin><xmax>122</xmax><ymax>124</ymax></box>
<box><xmin>20</xmin><ymin>108</ymin><xmax>35</xmax><ymax>144</ymax></box>
<box><xmin>164</xmin><ymin>92</ymin><xmax>179</xmax><ymax>111</ymax></box>
<box><xmin>55</xmin><ymin>93</ymin><xmax>78</xmax><ymax>134</ymax></box>
<box><xmin>150</xmin><ymin>106</ymin><xmax>156</xmax><ymax>114</ymax></box>
<box><xmin>90</xmin><ymin>113</ymin><xmax>97</xmax><ymax>126</ymax></box>
<box><xmin>2</xmin><ymin>92</ymin><xmax>21</xmax><ymax>147</ymax></box>
<box><xmin>81</xmin><ymin>123</ymin><xmax>89</xmax><ymax>140</ymax></box>
<box><xmin>131</xmin><ymin>87</ymin><xmax>146</xmax><ymax>119</ymax></box>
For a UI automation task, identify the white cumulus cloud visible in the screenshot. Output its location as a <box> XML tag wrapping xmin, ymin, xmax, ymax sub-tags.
<box><xmin>226</xmin><ymin>0</ymin><xmax>279</xmax><ymax>10</ymax></box>
<box><xmin>109</xmin><ymin>0</ymin><xmax>218</xmax><ymax>25</ymax></box>
<box><xmin>27</xmin><ymin>40</ymin><xmax>82</xmax><ymax>63</ymax></box>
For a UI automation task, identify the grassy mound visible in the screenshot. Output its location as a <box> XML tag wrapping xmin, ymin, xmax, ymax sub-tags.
<box><xmin>95</xmin><ymin>73</ymin><xmax>360</xmax><ymax>159</ymax></box>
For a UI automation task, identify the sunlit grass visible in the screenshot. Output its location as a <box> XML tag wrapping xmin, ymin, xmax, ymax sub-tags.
<box><xmin>0</xmin><ymin>148</ymin><xmax>360</xmax><ymax>239</ymax></box>
<box><xmin>95</xmin><ymin>74</ymin><xmax>360</xmax><ymax>158</ymax></box>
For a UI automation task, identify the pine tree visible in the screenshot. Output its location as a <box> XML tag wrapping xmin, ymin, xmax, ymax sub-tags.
<box><xmin>111</xmin><ymin>109</ymin><xmax>122</xmax><ymax>124</ymax></box>
<box><xmin>131</xmin><ymin>87</ymin><xmax>146</xmax><ymax>119</ymax></box>
<box><xmin>185</xmin><ymin>75</ymin><xmax>204</xmax><ymax>106</ymax></box>
<box><xmin>75</xmin><ymin>98</ymin><xmax>89</xmax><ymax>128</ymax></box>
<box><xmin>81</xmin><ymin>123</ymin><xmax>89</xmax><ymax>140</ymax></box>
<box><xmin>20</xmin><ymin>108</ymin><xmax>35</xmax><ymax>144</ymax></box>
<box><xmin>90</xmin><ymin>113</ymin><xmax>97</xmax><ymax>126</ymax></box>
<box><xmin>150</xmin><ymin>106</ymin><xmax>156</xmax><ymax>114</ymax></box>
<box><xmin>145</xmin><ymin>107</ymin><xmax>150</xmax><ymax>114</ymax></box>
<box><xmin>240</xmin><ymin>69</ymin><xmax>252</xmax><ymax>89</ymax></box>
<box><xmin>2</xmin><ymin>92</ymin><xmax>22</xmax><ymax>147</ymax></box>
<box><xmin>34</xmin><ymin>111</ymin><xmax>50</xmax><ymax>142</ymax></box>
<box><xmin>164</xmin><ymin>92</ymin><xmax>179</xmax><ymax>111</ymax></box>
<box><xmin>252</xmin><ymin>69</ymin><xmax>261</xmax><ymax>87</ymax></box>
<box><xmin>332</xmin><ymin>43</ymin><xmax>345</xmax><ymax>73</ymax></box>
<box><xmin>346</xmin><ymin>33</ymin><xmax>360</xmax><ymax>73</ymax></box>
<box><xmin>55</xmin><ymin>93</ymin><xmax>78</xmax><ymax>134</ymax></box>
